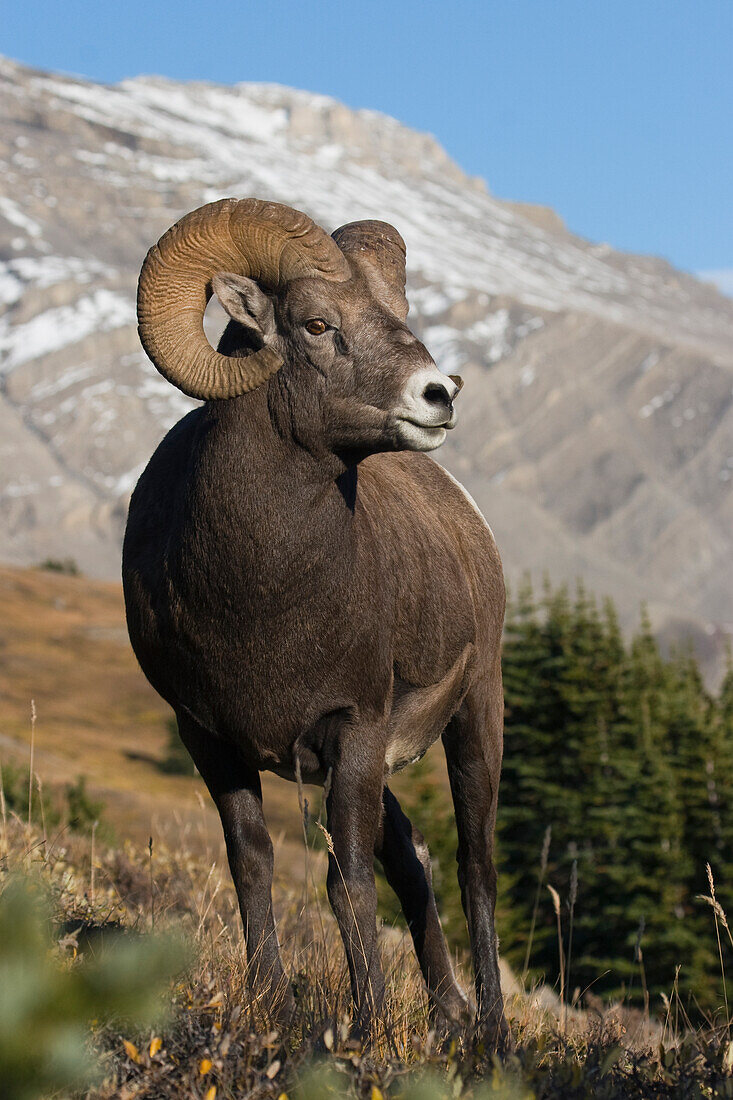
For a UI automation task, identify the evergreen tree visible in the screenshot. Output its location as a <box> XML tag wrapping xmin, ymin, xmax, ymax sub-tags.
<box><xmin>379</xmin><ymin>578</ymin><xmax>733</xmax><ymax>1018</ymax></box>
<box><xmin>611</xmin><ymin>673</ymin><xmax>697</xmax><ymax>1003</ymax></box>
<box><xmin>499</xmin><ymin>577</ymin><xmax>570</xmax><ymax>978</ymax></box>
<box><xmin>662</xmin><ymin>654</ymin><xmax>733</xmax><ymax>1004</ymax></box>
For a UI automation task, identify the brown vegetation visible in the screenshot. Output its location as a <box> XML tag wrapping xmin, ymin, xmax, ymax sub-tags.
<box><xmin>3</xmin><ymin>783</ymin><xmax>733</xmax><ymax>1098</ymax></box>
<box><xmin>3</xmin><ymin>565</ymin><xmax>733</xmax><ymax>1095</ymax></box>
<box><xmin>0</xmin><ymin>564</ymin><xmax>303</xmax><ymax>865</ymax></box>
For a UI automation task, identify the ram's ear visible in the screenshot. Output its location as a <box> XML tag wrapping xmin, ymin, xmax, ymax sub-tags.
<box><xmin>212</xmin><ymin>272</ymin><xmax>276</xmax><ymax>342</ymax></box>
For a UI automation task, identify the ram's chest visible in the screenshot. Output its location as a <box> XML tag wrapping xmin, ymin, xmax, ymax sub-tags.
<box><xmin>164</xmin><ymin>550</ymin><xmax>389</xmax><ymax>751</ymax></box>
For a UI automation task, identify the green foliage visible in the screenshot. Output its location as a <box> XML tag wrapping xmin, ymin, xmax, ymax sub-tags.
<box><xmin>0</xmin><ymin>760</ymin><xmax>112</xmax><ymax>841</ymax></box>
<box><xmin>499</xmin><ymin>581</ymin><xmax>733</xmax><ymax>1013</ymax></box>
<box><xmin>0</xmin><ymin>876</ymin><xmax>187</xmax><ymax>1100</ymax></box>
<box><xmin>292</xmin><ymin>1061</ymin><xmax>532</xmax><ymax>1099</ymax></box>
<box><xmin>64</xmin><ymin>775</ymin><xmax>106</xmax><ymax>834</ymax></box>
<box><xmin>384</xmin><ymin>580</ymin><xmax>733</xmax><ymax>1018</ymax></box>
<box><xmin>288</xmin><ymin>1036</ymin><xmax>733</xmax><ymax>1098</ymax></box>
<box><xmin>158</xmin><ymin>717</ymin><xmax>196</xmax><ymax>776</ymax></box>
<box><xmin>36</xmin><ymin>557</ymin><xmax>80</xmax><ymax>575</ymax></box>
<box><xmin>1</xmin><ymin>759</ymin><xmax>62</xmax><ymax>833</ymax></box>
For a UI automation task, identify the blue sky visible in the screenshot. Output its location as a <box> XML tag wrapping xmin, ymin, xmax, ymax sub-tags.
<box><xmin>5</xmin><ymin>1</ymin><xmax>732</xmax><ymax>279</ymax></box>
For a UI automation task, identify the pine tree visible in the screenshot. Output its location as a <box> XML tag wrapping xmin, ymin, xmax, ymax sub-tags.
<box><xmin>497</xmin><ymin>584</ymin><xmax>722</xmax><ymax>1009</ymax></box>
<box><xmin>498</xmin><ymin>577</ymin><xmax>569</xmax><ymax>979</ymax></box>
<box><xmin>662</xmin><ymin>654</ymin><xmax>733</xmax><ymax>1005</ymax></box>
<box><xmin>380</xmin><ymin>578</ymin><xmax>733</xmax><ymax>1017</ymax></box>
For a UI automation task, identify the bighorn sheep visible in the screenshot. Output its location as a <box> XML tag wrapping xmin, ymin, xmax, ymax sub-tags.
<box><xmin>123</xmin><ymin>198</ymin><xmax>508</xmax><ymax>1047</ymax></box>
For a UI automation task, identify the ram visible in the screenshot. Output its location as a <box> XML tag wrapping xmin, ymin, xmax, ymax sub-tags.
<box><xmin>123</xmin><ymin>198</ymin><xmax>508</xmax><ymax>1048</ymax></box>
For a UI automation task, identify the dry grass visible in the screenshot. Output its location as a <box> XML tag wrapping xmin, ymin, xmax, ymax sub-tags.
<box><xmin>3</xmin><ymin>564</ymin><xmax>733</xmax><ymax>1095</ymax></box>
<box><xmin>0</xmin><ymin>565</ymin><xmax>304</xmax><ymax>866</ymax></box>
<box><xmin>3</xmin><ymin>782</ymin><xmax>733</xmax><ymax>1099</ymax></box>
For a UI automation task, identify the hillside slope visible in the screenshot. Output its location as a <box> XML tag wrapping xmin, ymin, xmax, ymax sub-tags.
<box><xmin>0</xmin><ymin>563</ymin><xmax>306</xmax><ymax>867</ymax></box>
<box><xmin>1</xmin><ymin>56</ymin><xmax>731</xmax><ymax>674</ymax></box>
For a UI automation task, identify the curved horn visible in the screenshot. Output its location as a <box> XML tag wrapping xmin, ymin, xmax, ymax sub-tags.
<box><xmin>138</xmin><ymin>198</ymin><xmax>351</xmax><ymax>400</ymax></box>
<box><xmin>331</xmin><ymin>219</ymin><xmax>408</xmax><ymax>321</ymax></box>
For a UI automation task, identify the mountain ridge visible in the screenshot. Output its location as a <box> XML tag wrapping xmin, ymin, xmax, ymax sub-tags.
<box><xmin>1</xmin><ymin>55</ymin><xmax>731</xmax><ymax>680</ymax></box>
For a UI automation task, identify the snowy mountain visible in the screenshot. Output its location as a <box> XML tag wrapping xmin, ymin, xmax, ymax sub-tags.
<box><xmin>2</xmin><ymin>56</ymin><xmax>732</xmax><ymax>678</ymax></box>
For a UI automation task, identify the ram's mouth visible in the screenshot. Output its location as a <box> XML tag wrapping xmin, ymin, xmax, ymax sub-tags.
<box><xmin>401</xmin><ymin>419</ymin><xmax>449</xmax><ymax>436</ymax></box>
<box><xmin>394</xmin><ymin>418</ymin><xmax>449</xmax><ymax>453</ymax></box>
<box><xmin>395</xmin><ymin>408</ymin><xmax>458</xmax><ymax>432</ymax></box>
<box><xmin>402</xmin><ymin>416</ymin><xmax>456</xmax><ymax>431</ymax></box>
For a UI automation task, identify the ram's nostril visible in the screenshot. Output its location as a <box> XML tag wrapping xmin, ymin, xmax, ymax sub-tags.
<box><xmin>423</xmin><ymin>382</ymin><xmax>452</xmax><ymax>407</ymax></box>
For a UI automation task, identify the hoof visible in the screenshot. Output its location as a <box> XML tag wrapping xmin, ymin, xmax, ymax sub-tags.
<box><xmin>430</xmin><ymin>990</ymin><xmax>473</xmax><ymax>1035</ymax></box>
<box><xmin>475</xmin><ymin>1012</ymin><xmax>513</xmax><ymax>1057</ymax></box>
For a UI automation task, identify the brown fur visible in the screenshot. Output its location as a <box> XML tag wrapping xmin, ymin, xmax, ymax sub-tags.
<box><xmin>123</xmin><ymin>232</ymin><xmax>509</xmax><ymax>1047</ymax></box>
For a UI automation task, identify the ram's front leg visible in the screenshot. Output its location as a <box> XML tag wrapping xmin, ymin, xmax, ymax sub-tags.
<box><xmin>324</xmin><ymin>717</ymin><xmax>386</xmax><ymax>1032</ymax></box>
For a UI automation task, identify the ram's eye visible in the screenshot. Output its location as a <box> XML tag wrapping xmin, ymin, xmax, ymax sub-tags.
<box><xmin>305</xmin><ymin>319</ymin><xmax>328</xmax><ymax>335</ymax></box>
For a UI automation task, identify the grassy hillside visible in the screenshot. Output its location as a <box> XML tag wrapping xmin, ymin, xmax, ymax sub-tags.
<box><xmin>2</xmin><ymin>768</ymin><xmax>731</xmax><ymax>1097</ymax></box>
<box><xmin>4</xmin><ymin>564</ymin><xmax>733</xmax><ymax>1095</ymax></box>
<box><xmin>0</xmin><ymin>563</ymin><xmax>306</xmax><ymax>869</ymax></box>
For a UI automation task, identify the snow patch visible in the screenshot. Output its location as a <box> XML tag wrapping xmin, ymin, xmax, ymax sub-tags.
<box><xmin>29</xmin><ymin>363</ymin><xmax>97</xmax><ymax>399</ymax></box>
<box><xmin>421</xmin><ymin>324</ymin><xmax>467</xmax><ymax>375</ymax></box>
<box><xmin>0</xmin><ymin>289</ymin><xmax>135</xmax><ymax>372</ymax></box>
<box><xmin>113</xmin><ymin>462</ymin><xmax>147</xmax><ymax>495</ymax></box>
<box><xmin>0</xmin><ymin>255</ymin><xmax>117</xmax><ymax>300</ymax></box>
<box><xmin>639</xmin><ymin>349</ymin><xmax>660</xmax><ymax>374</ymax></box>
<box><xmin>2</xmin><ymin>480</ymin><xmax>41</xmax><ymax>499</ymax></box>
<box><xmin>464</xmin><ymin>309</ymin><xmax>513</xmax><ymax>362</ymax></box>
<box><xmin>409</xmin><ymin>285</ymin><xmax>468</xmax><ymax>319</ymax></box>
<box><xmin>0</xmin><ymin>267</ymin><xmax>22</xmax><ymax>306</ymax></box>
<box><xmin>515</xmin><ymin>316</ymin><xmax>544</xmax><ymax>337</ymax></box>
<box><xmin>639</xmin><ymin>383</ymin><xmax>681</xmax><ymax>419</ymax></box>
<box><xmin>0</xmin><ymin>196</ymin><xmax>42</xmax><ymax>237</ymax></box>
<box><xmin>122</xmin><ymin>78</ymin><xmax>288</xmax><ymax>143</ymax></box>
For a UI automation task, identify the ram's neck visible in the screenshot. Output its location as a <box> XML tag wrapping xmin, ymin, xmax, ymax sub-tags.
<box><xmin>180</xmin><ymin>383</ymin><xmax>356</xmax><ymax>599</ymax></box>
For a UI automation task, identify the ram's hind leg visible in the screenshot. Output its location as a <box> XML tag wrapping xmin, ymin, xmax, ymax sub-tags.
<box><xmin>375</xmin><ymin>785</ymin><xmax>469</xmax><ymax>1027</ymax></box>
<box><xmin>442</xmin><ymin>657</ymin><xmax>509</xmax><ymax>1051</ymax></box>
<box><xmin>176</xmin><ymin>712</ymin><xmax>294</xmax><ymax>1020</ymax></box>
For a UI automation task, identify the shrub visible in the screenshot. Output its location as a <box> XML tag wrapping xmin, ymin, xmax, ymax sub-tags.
<box><xmin>158</xmin><ymin>718</ymin><xmax>197</xmax><ymax>776</ymax></box>
<box><xmin>0</xmin><ymin>760</ymin><xmax>112</xmax><ymax>842</ymax></box>
<box><xmin>37</xmin><ymin>557</ymin><xmax>80</xmax><ymax>575</ymax></box>
<box><xmin>0</xmin><ymin>876</ymin><xmax>187</xmax><ymax>1100</ymax></box>
<box><xmin>65</xmin><ymin>775</ymin><xmax>106</xmax><ymax>835</ymax></box>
